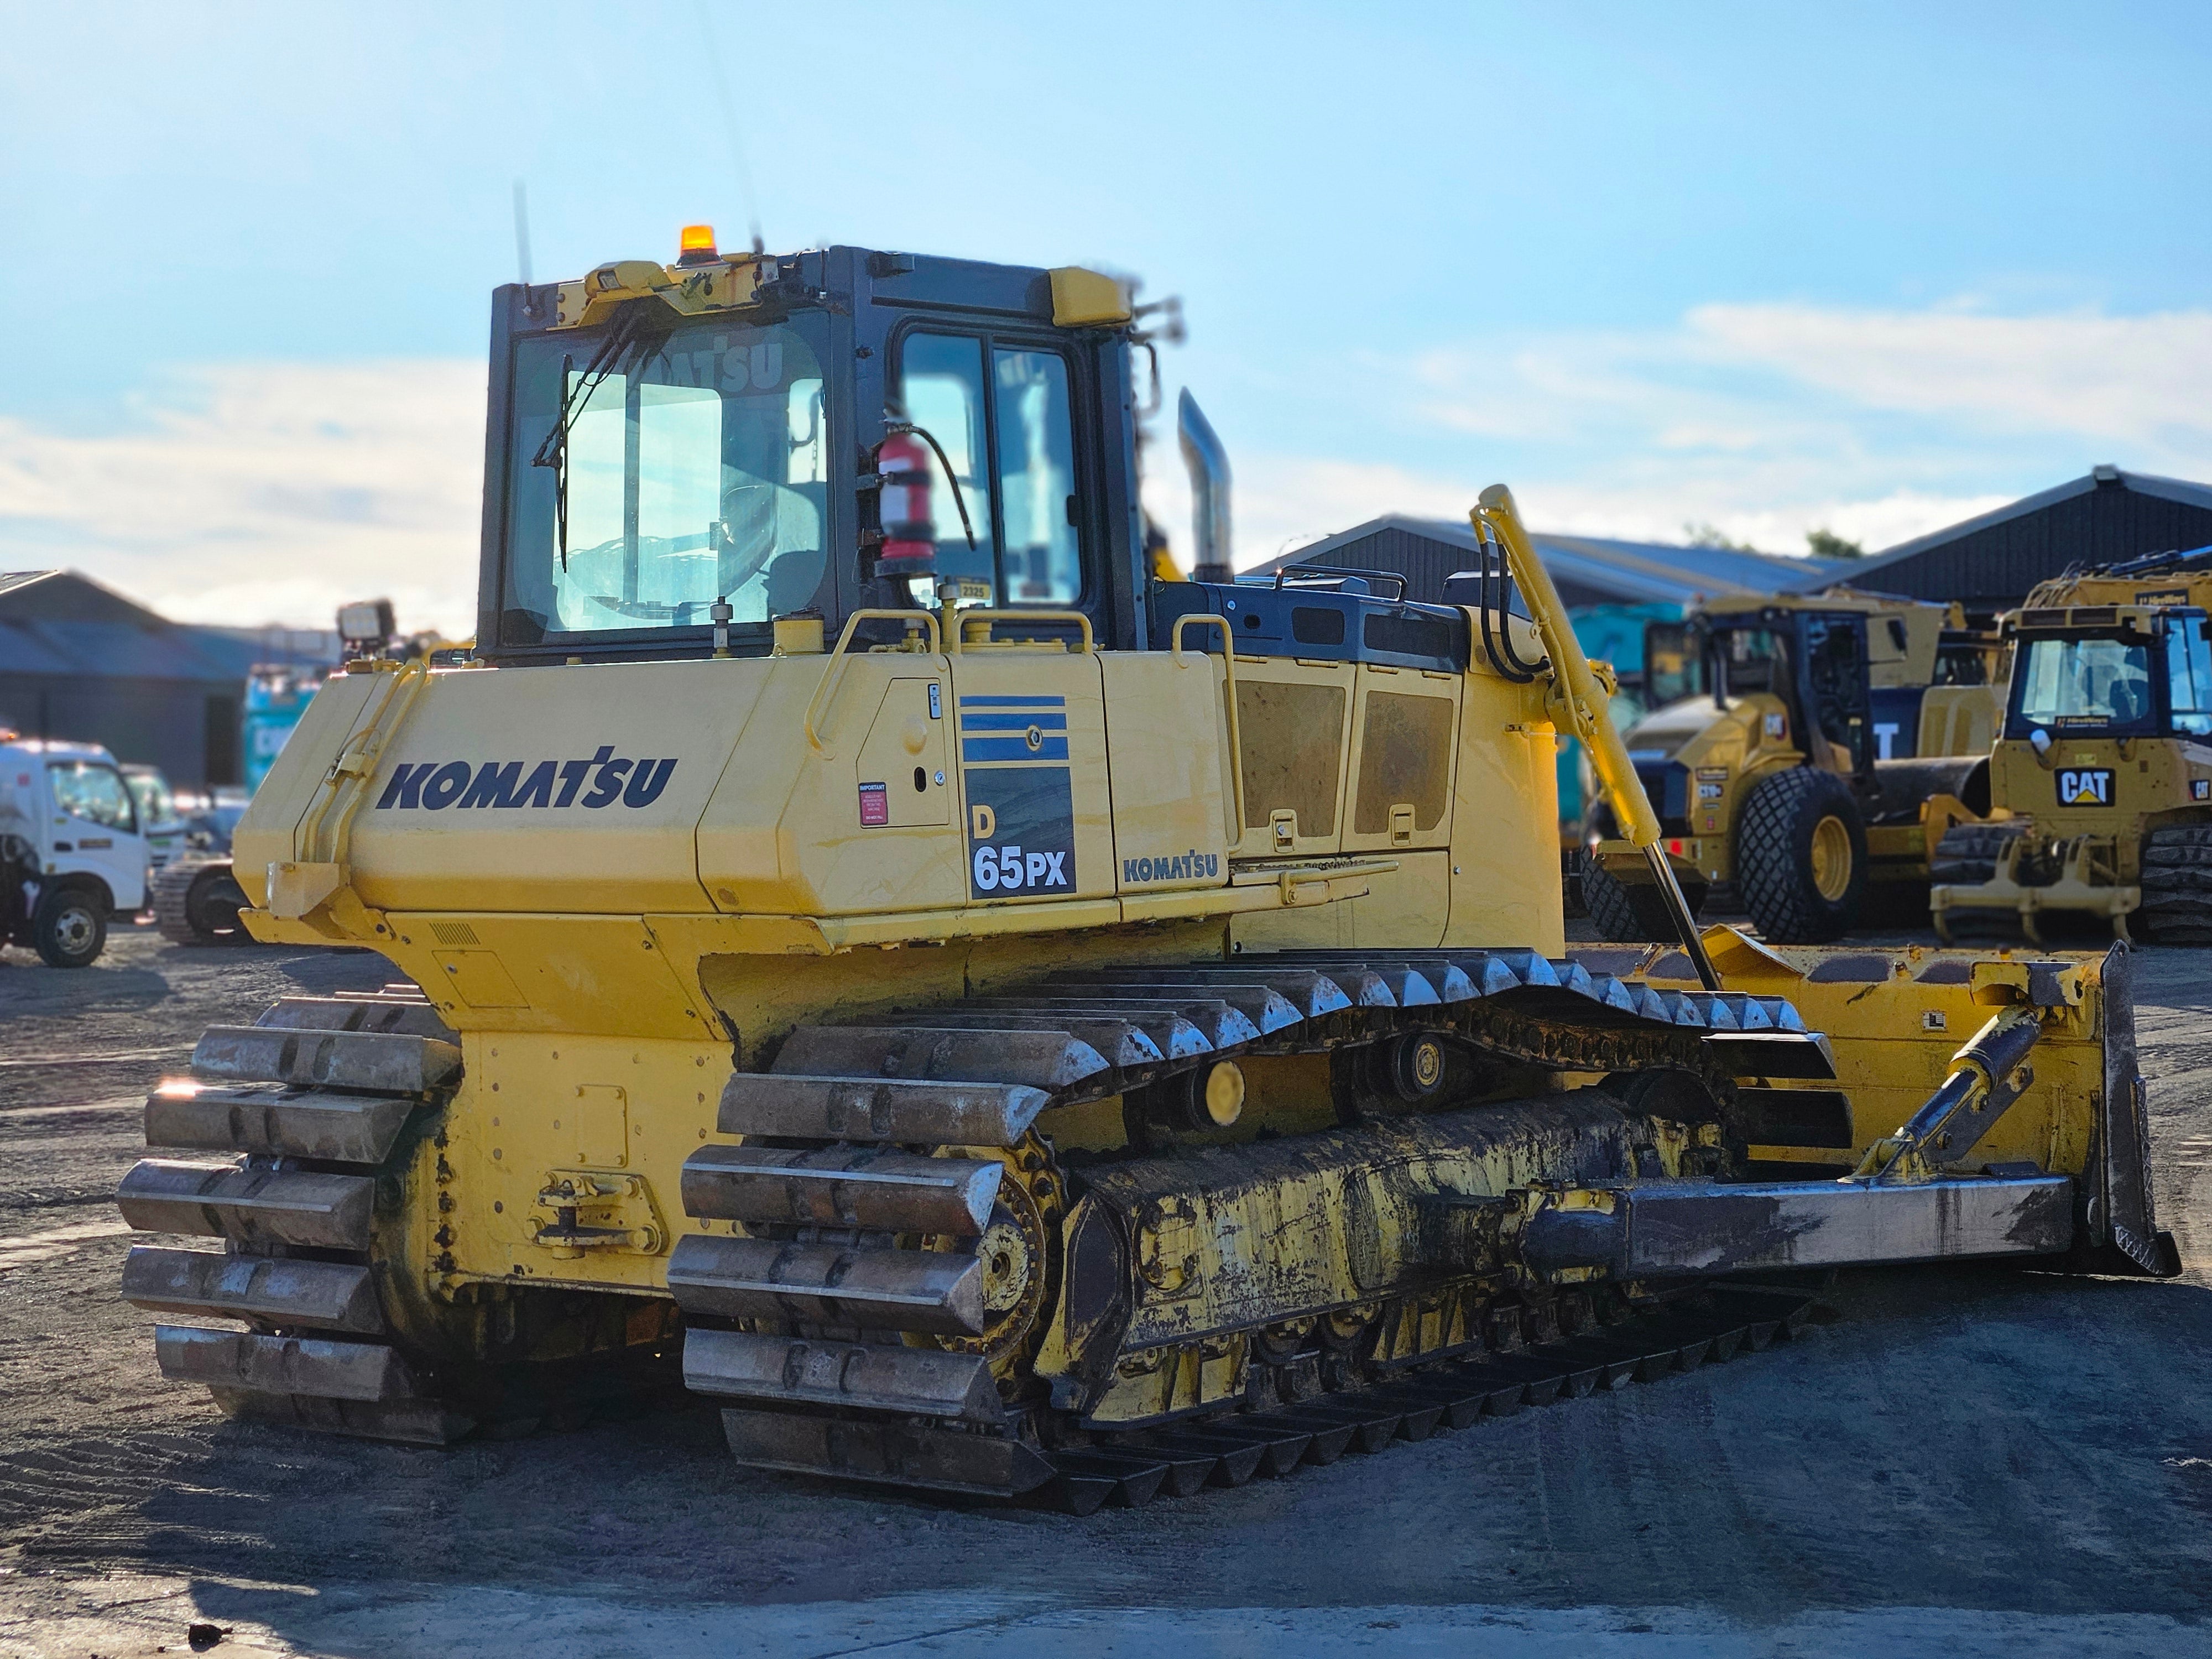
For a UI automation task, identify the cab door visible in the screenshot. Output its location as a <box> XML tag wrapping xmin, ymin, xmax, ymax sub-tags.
<box><xmin>46</xmin><ymin>759</ymin><xmax>147</xmax><ymax>911</ymax></box>
<box><xmin>1801</xmin><ymin>614</ymin><xmax>1874</xmax><ymax>774</ymax></box>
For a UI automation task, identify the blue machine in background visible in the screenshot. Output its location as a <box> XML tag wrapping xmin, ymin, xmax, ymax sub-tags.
<box><xmin>242</xmin><ymin>665</ymin><xmax>326</xmax><ymax>795</ymax></box>
<box><xmin>1557</xmin><ymin>602</ymin><xmax>1685</xmax><ymax>839</ymax></box>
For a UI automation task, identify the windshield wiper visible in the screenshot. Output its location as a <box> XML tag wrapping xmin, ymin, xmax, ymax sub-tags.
<box><xmin>530</xmin><ymin>306</ymin><xmax>665</xmax><ymax>571</ymax></box>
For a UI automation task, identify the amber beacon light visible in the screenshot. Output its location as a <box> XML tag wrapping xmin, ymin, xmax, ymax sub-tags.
<box><xmin>677</xmin><ymin>223</ymin><xmax>719</xmax><ymax>265</ymax></box>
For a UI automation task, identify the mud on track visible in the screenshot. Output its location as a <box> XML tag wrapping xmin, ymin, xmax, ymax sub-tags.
<box><xmin>2</xmin><ymin>924</ymin><xmax>2210</xmax><ymax>1657</ymax></box>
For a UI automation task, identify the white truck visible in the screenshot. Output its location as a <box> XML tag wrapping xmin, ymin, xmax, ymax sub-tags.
<box><xmin>0</xmin><ymin>735</ymin><xmax>149</xmax><ymax>967</ymax></box>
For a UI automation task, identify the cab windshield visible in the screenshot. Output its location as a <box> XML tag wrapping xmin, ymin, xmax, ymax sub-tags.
<box><xmin>2015</xmin><ymin>635</ymin><xmax>2155</xmax><ymax>731</ymax></box>
<box><xmin>500</xmin><ymin>309</ymin><xmax>832</xmax><ymax>645</ymax></box>
<box><xmin>49</xmin><ymin>762</ymin><xmax>138</xmax><ymax>833</ymax></box>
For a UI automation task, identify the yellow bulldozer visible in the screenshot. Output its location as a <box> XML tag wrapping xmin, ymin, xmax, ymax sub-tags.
<box><xmin>1932</xmin><ymin>551</ymin><xmax>2212</xmax><ymax>943</ymax></box>
<box><xmin>1582</xmin><ymin>589</ymin><xmax>2002</xmax><ymax>943</ymax></box>
<box><xmin>113</xmin><ymin>231</ymin><xmax>2175</xmax><ymax>1510</ymax></box>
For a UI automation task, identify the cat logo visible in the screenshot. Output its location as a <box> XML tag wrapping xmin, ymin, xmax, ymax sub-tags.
<box><xmin>2057</xmin><ymin>767</ymin><xmax>2114</xmax><ymax>806</ymax></box>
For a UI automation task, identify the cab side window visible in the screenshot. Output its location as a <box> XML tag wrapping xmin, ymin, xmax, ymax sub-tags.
<box><xmin>2167</xmin><ymin>615</ymin><xmax>2212</xmax><ymax>737</ymax></box>
<box><xmin>895</xmin><ymin>331</ymin><xmax>1083</xmax><ymax>607</ymax></box>
<box><xmin>994</xmin><ymin>349</ymin><xmax>1079</xmax><ymax>603</ymax></box>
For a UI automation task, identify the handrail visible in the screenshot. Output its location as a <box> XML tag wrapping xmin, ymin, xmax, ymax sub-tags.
<box><xmin>804</xmin><ymin>609</ymin><xmax>942</xmax><ymax>754</ymax></box>
<box><xmin>1272</xmin><ymin>562</ymin><xmax>1408</xmax><ymax>601</ymax></box>
<box><xmin>329</xmin><ymin>661</ymin><xmax>433</xmax><ymax>869</ymax></box>
<box><xmin>957</xmin><ymin>608</ymin><xmax>1095</xmax><ymax>654</ymax></box>
<box><xmin>1172</xmin><ymin>613</ymin><xmax>1247</xmax><ymax>842</ymax></box>
<box><xmin>295</xmin><ymin>659</ymin><xmax>430</xmax><ymax>867</ymax></box>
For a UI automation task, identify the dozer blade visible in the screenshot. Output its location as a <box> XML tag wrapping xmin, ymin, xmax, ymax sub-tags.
<box><xmin>144</xmin><ymin>1082</ymin><xmax>418</xmax><ymax>1164</ymax></box>
<box><xmin>121</xmin><ymin>1243</ymin><xmax>383</xmax><ymax>1333</ymax></box>
<box><xmin>192</xmin><ymin>1025</ymin><xmax>461</xmax><ymax>1094</ymax></box>
<box><xmin>665</xmin><ymin>1235</ymin><xmax>986</xmax><ymax>1335</ymax></box>
<box><xmin>680</xmin><ymin>1142</ymin><xmax>1003</xmax><ymax>1235</ymax></box>
<box><xmin>116</xmin><ymin>1159</ymin><xmax>375</xmax><ymax>1250</ymax></box>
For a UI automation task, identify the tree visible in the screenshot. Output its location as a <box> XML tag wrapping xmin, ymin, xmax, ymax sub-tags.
<box><xmin>1806</xmin><ymin>528</ymin><xmax>1864</xmax><ymax>560</ymax></box>
<box><xmin>1682</xmin><ymin>521</ymin><xmax>1756</xmax><ymax>552</ymax></box>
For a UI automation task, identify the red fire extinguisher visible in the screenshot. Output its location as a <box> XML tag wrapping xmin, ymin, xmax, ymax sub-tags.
<box><xmin>877</xmin><ymin>429</ymin><xmax>937</xmax><ymax>582</ymax></box>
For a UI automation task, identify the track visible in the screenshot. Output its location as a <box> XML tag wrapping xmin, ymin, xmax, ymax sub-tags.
<box><xmin>675</xmin><ymin>947</ymin><xmax>1838</xmax><ymax>1501</ymax></box>
<box><xmin>1035</xmin><ymin>1282</ymin><xmax>1818</xmax><ymax>1512</ymax></box>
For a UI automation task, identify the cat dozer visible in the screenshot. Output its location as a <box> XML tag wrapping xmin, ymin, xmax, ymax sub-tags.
<box><xmin>116</xmin><ymin>233</ymin><xmax>2175</xmax><ymax>1509</ymax></box>
<box><xmin>1932</xmin><ymin>551</ymin><xmax>2212</xmax><ymax>945</ymax></box>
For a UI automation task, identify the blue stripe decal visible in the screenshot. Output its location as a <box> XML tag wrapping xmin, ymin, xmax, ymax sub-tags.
<box><xmin>957</xmin><ymin>695</ymin><xmax>1066</xmax><ymax>708</ymax></box>
<box><xmin>962</xmin><ymin>737</ymin><xmax>1072</xmax><ymax>763</ymax></box>
<box><xmin>958</xmin><ymin>712</ymin><xmax>1070</xmax><ymax>733</ymax></box>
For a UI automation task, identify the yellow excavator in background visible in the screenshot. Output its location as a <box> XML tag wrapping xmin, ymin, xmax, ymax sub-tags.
<box><xmin>112</xmin><ymin>231</ymin><xmax>2174</xmax><ymax>1510</ymax></box>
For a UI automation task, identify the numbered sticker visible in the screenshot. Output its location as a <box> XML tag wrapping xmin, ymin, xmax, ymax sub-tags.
<box><xmin>965</xmin><ymin>766</ymin><xmax>1074</xmax><ymax>898</ymax></box>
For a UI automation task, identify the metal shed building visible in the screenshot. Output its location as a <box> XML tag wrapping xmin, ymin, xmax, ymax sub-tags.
<box><xmin>0</xmin><ymin>571</ymin><xmax>331</xmax><ymax>787</ymax></box>
<box><xmin>1251</xmin><ymin>514</ymin><xmax>1838</xmax><ymax>609</ymax></box>
<box><xmin>1823</xmin><ymin>467</ymin><xmax>2212</xmax><ymax>615</ymax></box>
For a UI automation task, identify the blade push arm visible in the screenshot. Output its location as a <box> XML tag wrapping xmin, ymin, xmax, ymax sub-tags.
<box><xmin>1473</xmin><ymin>485</ymin><xmax>1719</xmax><ymax>991</ymax></box>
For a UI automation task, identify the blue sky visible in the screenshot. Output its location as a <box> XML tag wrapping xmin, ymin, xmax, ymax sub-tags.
<box><xmin>3</xmin><ymin>1</ymin><xmax>2210</xmax><ymax>630</ymax></box>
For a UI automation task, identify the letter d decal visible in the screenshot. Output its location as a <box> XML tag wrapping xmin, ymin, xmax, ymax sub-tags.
<box><xmin>971</xmin><ymin>804</ymin><xmax>996</xmax><ymax>839</ymax></box>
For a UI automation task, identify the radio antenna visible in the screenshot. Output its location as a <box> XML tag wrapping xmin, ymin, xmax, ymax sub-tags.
<box><xmin>693</xmin><ymin>1</ymin><xmax>766</xmax><ymax>255</ymax></box>
<box><xmin>511</xmin><ymin>179</ymin><xmax>534</xmax><ymax>287</ymax></box>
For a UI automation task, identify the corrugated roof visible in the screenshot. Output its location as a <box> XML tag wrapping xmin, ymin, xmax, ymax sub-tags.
<box><xmin>1856</xmin><ymin>468</ymin><xmax>2212</xmax><ymax>575</ymax></box>
<box><xmin>0</xmin><ymin>570</ymin><xmax>334</xmax><ymax>682</ymax></box>
<box><xmin>1255</xmin><ymin>514</ymin><xmax>1838</xmax><ymax>609</ymax></box>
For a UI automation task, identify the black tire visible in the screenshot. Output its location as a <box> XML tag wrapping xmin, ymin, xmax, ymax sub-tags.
<box><xmin>32</xmin><ymin>886</ymin><xmax>107</xmax><ymax>968</ymax></box>
<box><xmin>2138</xmin><ymin>823</ymin><xmax>2212</xmax><ymax>945</ymax></box>
<box><xmin>154</xmin><ymin>857</ymin><xmax>249</xmax><ymax>945</ymax></box>
<box><xmin>1736</xmin><ymin>769</ymin><xmax>1867</xmax><ymax>944</ymax></box>
<box><xmin>1930</xmin><ymin>821</ymin><xmax>2027</xmax><ymax>887</ymax></box>
<box><xmin>1579</xmin><ymin>850</ymin><xmax>1698</xmax><ymax>943</ymax></box>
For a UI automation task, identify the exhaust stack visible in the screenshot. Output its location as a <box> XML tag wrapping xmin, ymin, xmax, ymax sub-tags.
<box><xmin>1178</xmin><ymin>390</ymin><xmax>1233</xmax><ymax>584</ymax></box>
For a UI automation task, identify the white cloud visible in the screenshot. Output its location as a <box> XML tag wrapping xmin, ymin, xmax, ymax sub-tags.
<box><xmin>7</xmin><ymin>300</ymin><xmax>2210</xmax><ymax>623</ymax></box>
<box><xmin>0</xmin><ymin>362</ymin><xmax>484</xmax><ymax>637</ymax></box>
<box><xmin>1136</xmin><ymin>301</ymin><xmax>2212</xmax><ymax>571</ymax></box>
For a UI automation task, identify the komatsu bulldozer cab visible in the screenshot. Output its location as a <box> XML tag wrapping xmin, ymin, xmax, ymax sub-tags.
<box><xmin>479</xmin><ymin>244</ymin><xmax>1152</xmax><ymax>664</ymax></box>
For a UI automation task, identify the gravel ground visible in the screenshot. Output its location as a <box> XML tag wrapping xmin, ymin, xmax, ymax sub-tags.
<box><xmin>1</xmin><ymin>923</ymin><xmax>2209</xmax><ymax>1658</ymax></box>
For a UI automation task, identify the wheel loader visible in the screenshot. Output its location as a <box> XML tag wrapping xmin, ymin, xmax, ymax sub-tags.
<box><xmin>1582</xmin><ymin>589</ymin><xmax>2002</xmax><ymax>944</ymax></box>
<box><xmin>1932</xmin><ymin>550</ymin><xmax>2212</xmax><ymax>944</ymax></box>
<box><xmin>113</xmin><ymin>231</ymin><xmax>2175</xmax><ymax>1510</ymax></box>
